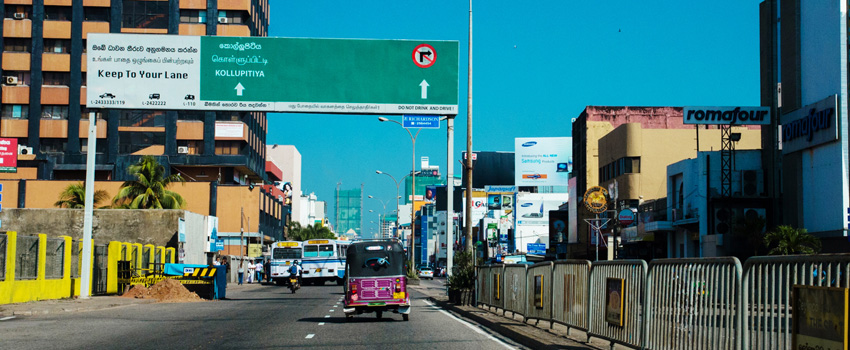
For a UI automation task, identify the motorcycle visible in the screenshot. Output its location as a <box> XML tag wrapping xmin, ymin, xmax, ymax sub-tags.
<box><xmin>289</xmin><ymin>276</ymin><xmax>300</xmax><ymax>293</ymax></box>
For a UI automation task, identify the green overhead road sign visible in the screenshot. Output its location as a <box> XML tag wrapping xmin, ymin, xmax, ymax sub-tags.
<box><xmin>86</xmin><ymin>34</ymin><xmax>459</xmax><ymax>115</ymax></box>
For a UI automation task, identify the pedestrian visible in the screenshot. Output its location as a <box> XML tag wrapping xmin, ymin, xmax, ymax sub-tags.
<box><xmin>247</xmin><ymin>261</ymin><xmax>255</xmax><ymax>283</ymax></box>
<box><xmin>237</xmin><ymin>260</ymin><xmax>244</xmax><ymax>285</ymax></box>
<box><xmin>264</xmin><ymin>259</ymin><xmax>271</xmax><ymax>282</ymax></box>
<box><xmin>255</xmin><ymin>259</ymin><xmax>264</xmax><ymax>284</ymax></box>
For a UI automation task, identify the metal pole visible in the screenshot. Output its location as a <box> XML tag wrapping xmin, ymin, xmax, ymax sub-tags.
<box><xmin>446</xmin><ymin>116</ymin><xmax>455</xmax><ymax>276</ymax></box>
<box><xmin>411</xmin><ymin>132</ymin><xmax>417</xmax><ymax>269</ymax></box>
<box><xmin>595</xmin><ymin>214</ymin><xmax>599</xmax><ymax>262</ymax></box>
<box><xmin>464</xmin><ymin>0</ymin><xmax>474</xmax><ymax>253</ymax></box>
<box><xmin>79</xmin><ymin>112</ymin><xmax>97</xmax><ymax>299</ymax></box>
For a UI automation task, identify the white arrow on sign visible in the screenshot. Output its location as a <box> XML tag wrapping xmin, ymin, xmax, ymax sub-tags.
<box><xmin>235</xmin><ymin>83</ymin><xmax>245</xmax><ymax>96</ymax></box>
<box><xmin>419</xmin><ymin>80</ymin><xmax>429</xmax><ymax>99</ymax></box>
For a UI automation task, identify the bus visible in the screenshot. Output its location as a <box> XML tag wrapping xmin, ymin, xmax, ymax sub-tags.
<box><xmin>269</xmin><ymin>241</ymin><xmax>302</xmax><ymax>286</ymax></box>
<box><xmin>301</xmin><ymin>239</ymin><xmax>351</xmax><ymax>285</ymax></box>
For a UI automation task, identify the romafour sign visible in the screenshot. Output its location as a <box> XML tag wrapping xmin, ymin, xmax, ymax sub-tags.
<box><xmin>86</xmin><ymin>34</ymin><xmax>459</xmax><ymax>115</ymax></box>
<box><xmin>683</xmin><ymin>106</ymin><xmax>771</xmax><ymax>125</ymax></box>
<box><xmin>781</xmin><ymin>95</ymin><xmax>839</xmax><ymax>154</ymax></box>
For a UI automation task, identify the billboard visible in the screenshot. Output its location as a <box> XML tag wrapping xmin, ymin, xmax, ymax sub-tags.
<box><xmin>0</xmin><ymin>138</ymin><xmax>18</xmax><ymax>173</ymax></box>
<box><xmin>515</xmin><ymin>137</ymin><xmax>572</xmax><ymax>187</ymax></box>
<box><xmin>87</xmin><ymin>34</ymin><xmax>458</xmax><ymax>114</ymax></box>
<box><xmin>683</xmin><ymin>106</ymin><xmax>771</xmax><ymax>125</ymax></box>
<box><xmin>515</xmin><ymin>193</ymin><xmax>567</xmax><ymax>253</ymax></box>
<box><xmin>463</xmin><ymin>191</ymin><xmax>487</xmax><ymax>227</ymax></box>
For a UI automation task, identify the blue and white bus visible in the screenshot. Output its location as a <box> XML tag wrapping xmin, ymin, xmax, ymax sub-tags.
<box><xmin>301</xmin><ymin>239</ymin><xmax>350</xmax><ymax>285</ymax></box>
<box><xmin>269</xmin><ymin>241</ymin><xmax>302</xmax><ymax>286</ymax></box>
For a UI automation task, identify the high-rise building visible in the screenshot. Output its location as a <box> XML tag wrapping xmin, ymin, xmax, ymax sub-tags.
<box><xmin>1</xmin><ymin>0</ymin><xmax>270</xmax><ymax>183</ymax></box>
<box><xmin>335</xmin><ymin>187</ymin><xmax>362</xmax><ymax>237</ymax></box>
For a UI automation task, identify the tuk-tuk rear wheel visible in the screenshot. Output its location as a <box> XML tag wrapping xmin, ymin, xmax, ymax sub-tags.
<box><xmin>376</xmin><ymin>311</ymin><xmax>383</xmax><ymax>319</ymax></box>
<box><xmin>403</xmin><ymin>314</ymin><xmax>409</xmax><ymax>321</ymax></box>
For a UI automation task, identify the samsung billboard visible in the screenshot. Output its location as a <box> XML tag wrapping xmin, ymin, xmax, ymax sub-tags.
<box><xmin>683</xmin><ymin>106</ymin><xmax>771</xmax><ymax>125</ymax></box>
<box><xmin>514</xmin><ymin>137</ymin><xmax>572</xmax><ymax>187</ymax></box>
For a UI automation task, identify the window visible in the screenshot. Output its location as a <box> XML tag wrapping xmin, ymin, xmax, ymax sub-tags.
<box><xmin>42</xmin><ymin>72</ymin><xmax>70</xmax><ymax>86</ymax></box>
<box><xmin>1</xmin><ymin>105</ymin><xmax>28</xmax><ymax>119</ymax></box>
<box><xmin>42</xmin><ymin>106</ymin><xmax>69</xmax><ymax>120</ymax></box>
<box><xmin>177</xmin><ymin>111</ymin><xmax>205</xmax><ymax>121</ymax></box>
<box><xmin>2</xmin><ymin>71</ymin><xmax>31</xmax><ymax>85</ymax></box>
<box><xmin>81</xmin><ymin>72</ymin><xmax>87</xmax><ymax>86</ymax></box>
<box><xmin>4</xmin><ymin>5</ymin><xmax>32</xmax><ymax>19</ymax></box>
<box><xmin>122</xmin><ymin>0</ymin><xmax>168</xmax><ymax>29</ymax></box>
<box><xmin>84</xmin><ymin>7</ymin><xmax>111</xmax><ymax>21</ymax></box>
<box><xmin>319</xmin><ymin>245</ymin><xmax>334</xmax><ymax>257</ymax></box>
<box><xmin>119</xmin><ymin>110</ymin><xmax>165</xmax><ymax>127</ymax></box>
<box><xmin>44</xmin><ymin>6</ymin><xmax>72</xmax><ymax>21</ymax></box>
<box><xmin>272</xmin><ymin>248</ymin><xmax>301</xmax><ymax>259</ymax></box>
<box><xmin>176</xmin><ymin>140</ymin><xmax>204</xmax><ymax>154</ymax></box>
<box><xmin>215</xmin><ymin>141</ymin><xmax>241</xmax><ymax>155</ymax></box>
<box><xmin>118</xmin><ymin>131</ymin><xmax>165</xmax><ymax>154</ymax></box>
<box><xmin>217</xmin><ymin>10</ymin><xmax>248</xmax><ymax>24</ymax></box>
<box><xmin>80</xmin><ymin>138</ymin><xmax>107</xmax><ymax>153</ymax></box>
<box><xmin>40</xmin><ymin>139</ymin><xmax>67</xmax><ymax>153</ymax></box>
<box><xmin>216</xmin><ymin>111</ymin><xmax>243</xmax><ymax>121</ymax></box>
<box><xmin>43</xmin><ymin>39</ymin><xmax>71</xmax><ymax>54</ymax></box>
<box><xmin>3</xmin><ymin>38</ymin><xmax>31</xmax><ymax>53</ymax></box>
<box><xmin>81</xmin><ymin>108</ymin><xmax>104</xmax><ymax>120</ymax></box>
<box><xmin>179</xmin><ymin>9</ymin><xmax>207</xmax><ymax>23</ymax></box>
<box><xmin>303</xmin><ymin>245</ymin><xmax>318</xmax><ymax>258</ymax></box>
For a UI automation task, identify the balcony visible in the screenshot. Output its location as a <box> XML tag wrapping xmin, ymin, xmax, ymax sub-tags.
<box><xmin>3</xmin><ymin>19</ymin><xmax>32</xmax><ymax>38</ymax></box>
<box><xmin>2</xmin><ymin>52</ymin><xmax>30</xmax><ymax>71</ymax></box>
<box><xmin>43</xmin><ymin>20</ymin><xmax>71</xmax><ymax>39</ymax></box>
<box><xmin>42</xmin><ymin>53</ymin><xmax>71</xmax><ymax>72</ymax></box>
<box><xmin>216</xmin><ymin>24</ymin><xmax>250</xmax><ymax>37</ymax></box>
<box><xmin>1</xmin><ymin>85</ymin><xmax>30</xmax><ymax>104</ymax></box>
<box><xmin>82</xmin><ymin>21</ymin><xmax>110</xmax><ymax>39</ymax></box>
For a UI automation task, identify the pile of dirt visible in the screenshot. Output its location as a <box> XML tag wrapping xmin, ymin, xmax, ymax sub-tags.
<box><xmin>121</xmin><ymin>279</ymin><xmax>204</xmax><ymax>303</ymax></box>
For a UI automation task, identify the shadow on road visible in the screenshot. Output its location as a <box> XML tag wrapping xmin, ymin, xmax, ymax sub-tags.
<box><xmin>298</xmin><ymin>316</ymin><xmax>403</xmax><ymax>323</ymax></box>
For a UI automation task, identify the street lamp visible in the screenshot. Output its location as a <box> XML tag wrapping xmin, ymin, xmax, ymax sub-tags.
<box><xmin>368</xmin><ymin>195</ymin><xmax>392</xmax><ymax>238</ymax></box>
<box><xmin>375</xmin><ymin>170</ymin><xmax>401</xmax><ymax>239</ymax></box>
<box><xmin>377</xmin><ymin>117</ymin><xmax>423</xmax><ymax>269</ymax></box>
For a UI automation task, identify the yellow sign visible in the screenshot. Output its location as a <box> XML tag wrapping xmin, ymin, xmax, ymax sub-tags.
<box><xmin>393</xmin><ymin>292</ymin><xmax>405</xmax><ymax>299</ymax></box>
<box><xmin>307</xmin><ymin>240</ymin><xmax>330</xmax><ymax>244</ymax></box>
<box><xmin>793</xmin><ymin>285</ymin><xmax>848</xmax><ymax>350</ymax></box>
<box><xmin>606</xmin><ymin>278</ymin><xmax>626</xmax><ymax>327</ymax></box>
<box><xmin>248</xmin><ymin>243</ymin><xmax>262</xmax><ymax>257</ymax></box>
<box><xmin>583</xmin><ymin>186</ymin><xmax>609</xmax><ymax>214</ymax></box>
<box><xmin>276</xmin><ymin>242</ymin><xmax>299</xmax><ymax>247</ymax></box>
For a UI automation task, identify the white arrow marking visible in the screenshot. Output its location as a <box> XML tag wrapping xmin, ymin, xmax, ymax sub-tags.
<box><xmin>420</xmin><ymin>80</ymin><xmax>430</xmax><ymax>99</ymax></box>
<box><xmin>306</xmin><ymin>334</ymin><xmax>315</xmax><ymax>339</ymax></box>
<box><xmin>235</xmin><ymin>83</ymin><xmax>245</xmax><ymax>96</ymax></box>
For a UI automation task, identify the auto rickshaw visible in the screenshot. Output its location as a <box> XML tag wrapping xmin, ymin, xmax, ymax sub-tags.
<box><xmin>342</xmin><ymin>239</ymin><xmax>410</xmax><ymax>321</ymax></box>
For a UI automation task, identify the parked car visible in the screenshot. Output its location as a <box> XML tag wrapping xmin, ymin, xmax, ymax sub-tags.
<box><xmin>418</xmin><ymin>266</ymin><xmax>434</xmax><ymax>280</ymax></box>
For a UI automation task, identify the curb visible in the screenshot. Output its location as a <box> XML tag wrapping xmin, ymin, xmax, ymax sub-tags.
<box><xmin>427</xmin><ymin>296</ymin><xmax>586</xmax><ymax>350</ymax></box>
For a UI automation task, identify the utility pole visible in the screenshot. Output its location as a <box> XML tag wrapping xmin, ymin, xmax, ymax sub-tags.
<box><xmin>446</xmin><ymin>116</ymin><xmax>455</xmax><ymax>276</ymax></box>
<box><xmin>464</xmin><ymin>0</ymin><xmax>474</xmax><ymax>253</ymax></box>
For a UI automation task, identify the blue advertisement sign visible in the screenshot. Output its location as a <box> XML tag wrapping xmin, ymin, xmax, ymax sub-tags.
<box><xmin>403</xmin><ymin>115</ymin><xmax>440</xmax><ymax>129</ymax></box>
<box><xmin>214</xmin><ymin>239</ymin><xmax>224</xmax><ymax>252</ymax></box>
<box><xmin>527</xmin><ymin>243</ymin><xmax>546</xmax><ymax>255</ymax></box>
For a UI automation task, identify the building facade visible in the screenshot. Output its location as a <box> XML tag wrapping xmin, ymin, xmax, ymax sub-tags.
<box><xmin>334</xmin><ymin>187</ymin><xmax>361</xmax><ymax>237</ymax></box>
<box><xmin>759</xmin><ymin>0</ymin><xmax>850</xmax><ymax>251</ymax></box>
<box><xmin>1</xmin><ymin>0</ymin><xmax>270</xmax><ymax>184</ymax></box>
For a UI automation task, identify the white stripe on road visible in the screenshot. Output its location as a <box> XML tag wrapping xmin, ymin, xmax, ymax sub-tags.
<box><xmin>306</xmin><ymin>334</ymin><xmax>315</xmax><ymax>339</ymax></box>
<box><xmin>0</xmin><ymin>316</ymin><xmax>15</xmax><ymax>321</ymax></box>
<box><xmin>324</xmin><ymin>315</ymin><xmax>330</xmax><ymax>318</ymax></box>
<box><xmin>318</xmin><ymin>322</ymin><xmax>325</xmax><ymax>326</ymax></box>
<box><xmin>329</xmin><ymin>309</ymin><xmax>334</xmax><ymax>312</ymax></box>
<box><xmin>423</xmin><ymin>300</ymin><xmax>515</xmax><ymax>350</ymax></box>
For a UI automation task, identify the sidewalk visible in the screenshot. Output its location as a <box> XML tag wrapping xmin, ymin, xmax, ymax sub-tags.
<box><xmin>0</xmin><ymin>281</ymin><xmax>265</xmax><ymax>318</ymax></box>
<box><xmin>411</xmin><ymin>282</ymin><xmax>618</xmax><ymax>350</ymax></box>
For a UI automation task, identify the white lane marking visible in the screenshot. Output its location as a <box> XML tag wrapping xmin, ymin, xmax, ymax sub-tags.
<box><xmin>324</xmin><ymin>315</ymin><xmax>330</xmax><ymax>318</ymax></box>
<box><xmin>0</xmin><ymin>316</ymin><xmax>15</xmax><ymax>321</ymax></box>
<box><xmin>306</xmin><ymin>334</ymin><xmax>315</xmax><ymax>339</ymax></box>
<box><xmin>423</xmin><ymin>300</ymin><xmax>515</xmax><ymax>350</ymax></box>
<box><xmin>318</xmin><ymin>322</ymin><xmax>325</xmax><ymax>326</ymax></box>
<box><xmin>329</xmin><ymin>309</ymin><xmax>334</xmax><ymax>312</ymax></box>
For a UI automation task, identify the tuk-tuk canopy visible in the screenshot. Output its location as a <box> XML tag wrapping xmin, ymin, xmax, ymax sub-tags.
<box><xmin>346</xmin><ymin>241</ymin><xmax>405</xmax><ymax>278</ymax></box>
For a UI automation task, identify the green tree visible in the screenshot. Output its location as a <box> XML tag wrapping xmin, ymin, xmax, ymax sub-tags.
<box><xmin>113</xmin><ymin>156</ymin><xmax>186</xmax><ymax>209</ymax></box>
<box><xmin>287</xmin><ymin>223</ymin><xmax>335</xmax><ymax>241</ymax></box>
<box><xmin>763</xmin><ymin>225</ymin><xmax>822</xmax><ymax>255</ymax></box>
<box><xmin>54</xmin><ymin>182</ymin><xmax>110</xmax><ymax>209</ymax></box>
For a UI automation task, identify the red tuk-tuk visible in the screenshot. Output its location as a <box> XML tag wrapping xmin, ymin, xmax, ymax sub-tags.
<box><xmin>343</xmin><ymin>239</ymin><xmax>410</xmax><ymax>321</ymax></box>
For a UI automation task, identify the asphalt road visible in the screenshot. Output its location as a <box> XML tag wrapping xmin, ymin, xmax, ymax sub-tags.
<box><xmin>0</xmin><ymin>281</ymin><xmax>520</xmax><ymax>349</ymax></box>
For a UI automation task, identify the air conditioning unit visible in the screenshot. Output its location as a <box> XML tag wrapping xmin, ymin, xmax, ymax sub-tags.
<box><xmin>741</xmin><ymin>170</ymin><xmax>765</xmax><ymax>197</ymax></box>
<box><xmin>18</xmin><ymin>145</ymin><xmax>33</xmax><ymax>155</ymax></box>
<box><xmin>218</xmin><ymin>17</ymin><xmax>229</xmax><ymax>24</ymax></box>
<box><xmin>13</xmin><ymin>13</ymin><xmax>25</xmax><ymax>20</ymax></box>
<box><xmin>4</xmin><ymin>76</ymin><xmax>18</xmax><ymax>85</ymax></box>
<box><xmin>177</xmin><ymin>146</ymin><xmax>189</xmax><ymax>154</ymax></box>
<box><xmin>742</xmin><ymin>208</ymin><xmax>767</xmax><ymax>223</ymax></box>
<box><xmin>713</xmin><ymin>207</ymin><xmax>738</xmax><ymax>235</ymax></box>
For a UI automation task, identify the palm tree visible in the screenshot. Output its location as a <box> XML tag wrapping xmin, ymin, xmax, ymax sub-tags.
<box><xmin>55</xmin><ymin>182</ymin><xmax>110</xmax><ymax>209</ymax></box>
<box><xmin>288</xmin><ymin>223</ymin><xmax>335</xmax><ymax>241</ymax></box>
<box><xmin>733</xmin><ymin>214</ymin><xmax>767</xmax><ymax>256</ymax></box>
<box><xmin>763</xmin><ymin>225</ymin><xmax>821</xmax><ymax>255</ymax></box>
<box><xmin>286</xmin><ymin>221</ymin><xmax>303</xmax><ymax>241</ymax></box>
<box><xmin>113</xmin><ymin>156</ymin><xmax>186</xmax><ymax>209</ymax></box>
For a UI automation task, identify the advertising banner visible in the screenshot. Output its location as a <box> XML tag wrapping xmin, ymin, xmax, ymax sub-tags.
<box><xmin>516</xmin><ymin>193</ymin><xmax>567</xmax><ymax>253</ymax></box>
<box><xmin>781</xmin><ymin>95</ymin><xmax>839</xmax><ymax>154</ymax></box>
<box><xmin>515</xmin><ymin>137</ymin><xmax>572</xmax><ymax>187</ymax></box>
<box><xmin>206</xmin><ymin>216</ymin><xmax>219</xmax><ymax>253</ymax></box>
<box><xmin>0</xmin><ymin>138</ymin><xmax>17</xmax><ymax>173</ymax></box>
<box><xmin>792</xmin><ymin>285</ymin><xmax>848</xmax><ymax>349</ymax></box>
<box><xmin>463</xmin><ymin>191</ymin><xmax>488</xmax><ymax>227</ymax></box>
<box><xmin>425</xmin><ymin>185</ymin><xmax>437</xmax><ymax>203</ymax></box>
<box><xmin>683</xmin><ymin>106</ymin><xmax>771</xmax><ymax>125</ymax></box>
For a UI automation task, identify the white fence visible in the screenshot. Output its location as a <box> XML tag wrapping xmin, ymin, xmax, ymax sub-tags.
<box><xmin>476</xmin><ymin>254</ymin><xmax>850</xmax><ymax>350</ymax></box>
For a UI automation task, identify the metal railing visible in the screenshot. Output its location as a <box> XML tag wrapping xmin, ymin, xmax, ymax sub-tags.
<box><xmin>503</xmin><ymin>264</ymin><xmax>529</xmax><ymax>318</ymax></box>
<box><xmin>552</xmin><ymin>260</ymin><xmax>592</xmax><ymax>333</ymax></box>
<box><xmin>526</xmin><ymin>262</ymin><xmax>554</xmax><ymax>323</ymax></box>
<box><xmin>0</xmin><ymin>233</ymin><xmax>6</xmax><ymax>281</ymax></box>
<box><xmin>44</xmin><ymin>237</ymin><xmax>65</xmax><ymax>279</ymax></box>
<box><xmin>741</xmin><ymin>254</ymin><xmax>850</xmax><ymax>350</ymax></box>
<box><xmin>16</xmin><ymin>235</ymin><xmax>39</xmax><ymax>280</ymax></box>
<box><xmin>645</xmin><ymin>257</ymin><xmax>742</xmax><ymax>350</ymax></box>
<box><xmin>587</xmin><ymin>260</ymin><xmax>647</xmax><ymax>349</ymax></box>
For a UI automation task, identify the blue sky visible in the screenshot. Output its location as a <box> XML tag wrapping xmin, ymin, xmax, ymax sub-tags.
<box><xmin>266</xmin><ymin>1</ymin><xmax>763</xmax><ymax>238</ymax></box>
